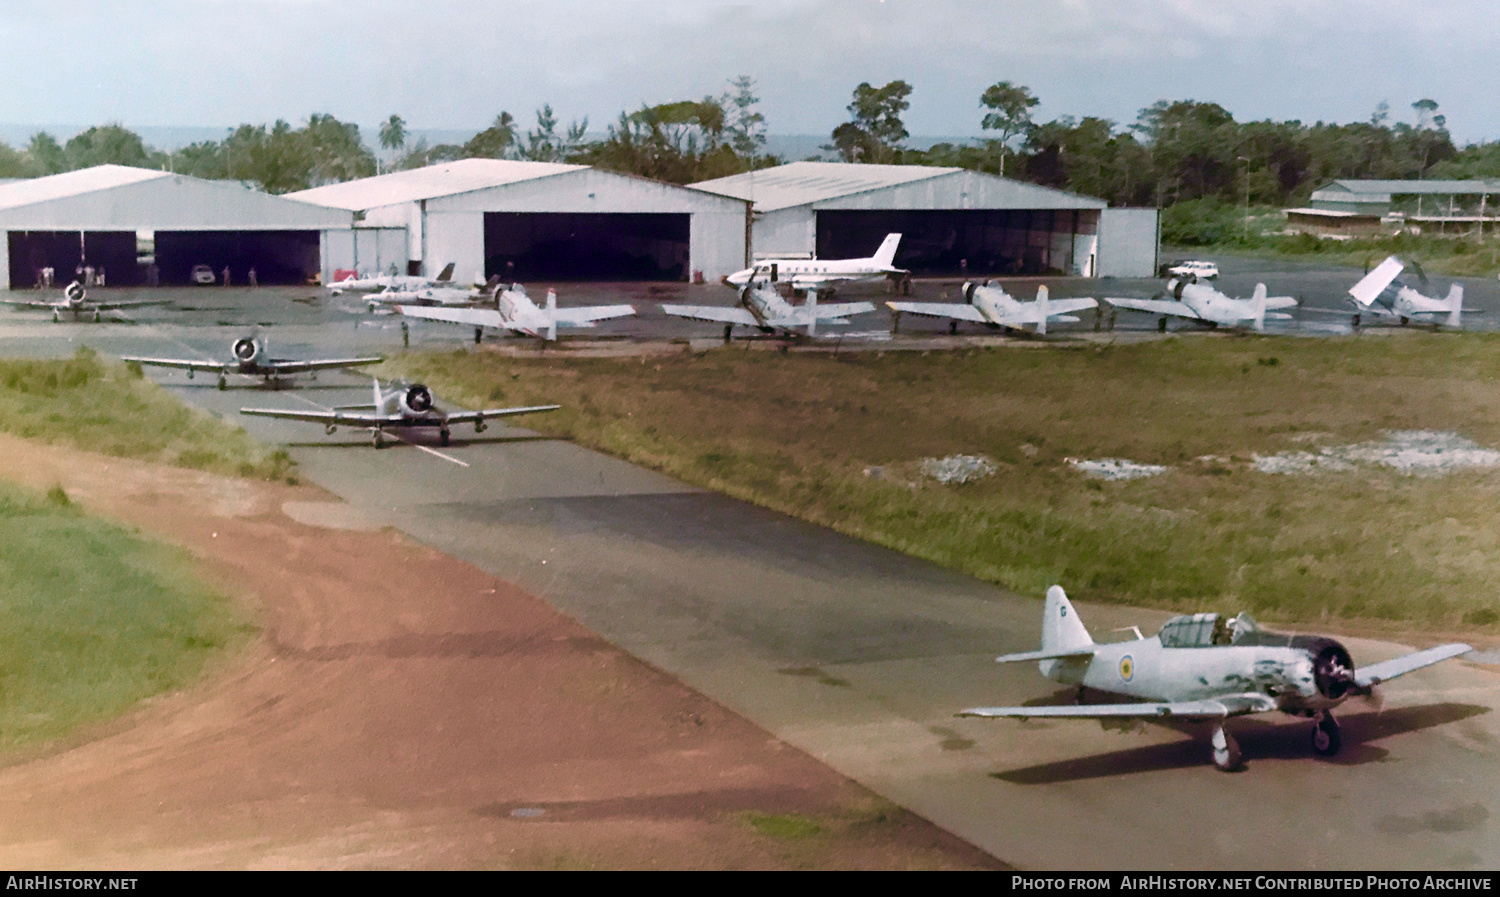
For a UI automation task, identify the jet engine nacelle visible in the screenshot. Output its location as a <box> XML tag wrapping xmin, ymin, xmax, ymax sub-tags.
<box><xmin>232</xmin><ymin>338</ymin><xmax>262</xmax><ymax>364</ymax></box>
<box><xmin>401</xmin><ymin>384</ymin><xmax>434</xmax><ymax>415</ymax></box>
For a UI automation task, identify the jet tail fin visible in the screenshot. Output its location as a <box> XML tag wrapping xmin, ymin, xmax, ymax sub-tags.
<box><xmin>1446</xmin><ymin>284</ymin><xmax>1463</xmax><ymax>327</ymax></box>
<box><xmin>435</xmin><ymin>262</ymin><xmax>456</xmax><ymax>283</ymax></box>
<box><xmin>1250</xmin><ymin>283</ymin><xmax>1268</xmax><ymax>331</ymax></box>
<box><xmin>1349</xmin><ymin>256</ymin><xmax>1404</xmax><ymax>307</ymax></box>
<box><xmin>1035</xmin><ymin>285</ymin><xmax>1050</xmax><ymax>335</ymax></box>
<box><xmin>872</xmin><ymin>233</ymin><xmax>902</xmax><ymax>269</ymax></box>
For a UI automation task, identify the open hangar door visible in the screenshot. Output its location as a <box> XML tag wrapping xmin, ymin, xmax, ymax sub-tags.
<box><xmin>484</xmin><ymin>213</ymin><xmax>690</xmax><ymax>282</ymax></box>
<box><xmin>816</xmin><ymin>209</ymin><xmax>1097</xmax><ymax>277</ymax></box>
<box><xmin>7</xmin><ymin>231</ymin><xmax>137</xmax><ymax>288</ymax></box>
<box><xmin>154</xmin><ymin>230</ymin><xmax>319</xmax><ymax>285</ymax></box>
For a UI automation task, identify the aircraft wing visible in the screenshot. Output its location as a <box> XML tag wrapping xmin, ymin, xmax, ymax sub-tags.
<box><xmin>1354</xmin><ymin>643</ymin><xmax>1472</xmax><ymax>689</ymax></box>
<box><xmin>239</xmin><ymin>407</ymin><xmax>402</xmax><ymax>426</ymax></box>
<box><xmin>0</xmin><ymin>299</ymin><xmax>62</xmax><ymax>309</ymax></box>
<box><xmin>442</xmin><ymin>404</ymin><xmax>562</xmax><ymax>425</ymax></box>
<box><xmin>91</xmin><ymin>298</ymin><xmax>173</xmax><ymax>310</ymax></box>
<box><xmin>659</xmin><ymin>305</ymin><xmax>760</xmax><ymax>327</ymax></box>
<box><xmin>813</xmin><ymin>301</ymin><xmax>876</xmax><ymax>319</ymax></box>
<box><xmin>263</xmin><ymin>356</ymin><xmax>384</xmax><ymax>374</ymax></box>
<box><xmin>549</xmin><ymin>304</ymin><xmax>636</xmax><ymax>326</ymax></box>
<box><xmin>959</xmin><ymin>693</ymin><xmax>1277</xmax><ymax>720</ymax></box>
<box><xmin>886</xmin><ymin>301</ymin><xmax>989</xmax><ymax>323</ymax></box>
<box><xmin>119</xmin><ymin>355</ymin><xmax>224</xmax><ymax>373</ymax></box>
<box><xmin>1105</xmin><ymin>297</ymin><xmax>1203</xmax><ymax>320</ymax></box>
<box><xmin>396</xmin><ymin>305</ymin><xmax>511</xmax><ymax>329</ymax></box>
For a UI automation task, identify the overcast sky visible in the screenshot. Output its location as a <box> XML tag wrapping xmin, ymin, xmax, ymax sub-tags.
<box><xmin>2</xmin><ymin>0</ymin><xmax>1495</xmax><ymax>145</ymax></box>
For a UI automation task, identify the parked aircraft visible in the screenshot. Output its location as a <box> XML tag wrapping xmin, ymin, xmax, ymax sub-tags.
<box><xmin>364</xmin><ymin>275</ymin><xmax>505</xmax><ymax>310</ymax></box>
<box><xmin>1105</xmin><ymin>279</ymin><xmax>1297</xmax><ymax>332</ymax></box>
<box><xmin>121</xmin><ymin>336</ymin><xmax>382</xmax><ymax>390</ymax></box>
<box><xmin>959</xmin><ymin>586</ymin><xmax>1472</xmax><ymax>771</ymax></box>
<box><xmin>661</xmin><ymin>281</ymin><xmax>875</xmax><ymax>339</ymax></box>
<box><xmin>240</xmin><ymin>378</ymin><xmax>559</xmax><ymax>448</ymax></box>
<box><xmin>724</xmin><ymin>233</ymin><xmax>907</xmax><ymax>289</ymax></box>
<box><xmin>395</xmin><ymin>284</ymin><xmax>635</xmax><ymax>342</ymax></box>
<box><xmin>1343</xmin><ymin>256</ymin><xmax>1465</xmax><ymax>328</ymax></box>
<box><xmin>327</xmin><ymin>263</ymin><xmax>457</xmax><ymax>294</ymax></box>
<box><xmin>887</xmin><ymin>282</ymin><xmax>1098</xmax><ymax>335</ymax></box>
<box><xmin>3</xmin><ymin>281</ymin><xmax>170</xmax><ymax>322</ymax></box>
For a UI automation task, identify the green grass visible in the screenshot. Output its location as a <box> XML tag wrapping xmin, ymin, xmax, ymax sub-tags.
<box><xmin>395</xmin><ymin>336</ymin><xmax>1500</xmax><ymax>629</ymax></box>
<box><xmin>744</xmin><ymin>812</ymin><xmax>826</xmax><ymax>841</ymax></box>
<box><xmin>0</xmin><ymin>347</ymin><xmax>290</xmax><ymax>479</ymax></box>
<box><xmin>0</xmin><ymin>482</ymin><xmax>251</xmax><ymax>753</ymax></box>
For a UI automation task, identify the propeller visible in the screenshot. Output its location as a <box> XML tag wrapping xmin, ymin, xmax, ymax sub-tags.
<box><xmin>1407</xmin><ymin>257</ymin><xmax>1430</xmax><ymax>292</ymax></box>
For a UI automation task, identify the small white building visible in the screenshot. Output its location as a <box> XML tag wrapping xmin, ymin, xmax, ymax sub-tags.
<box><xmin>291</xmin><ymin>159</ymin><xmax>750</xmax><ymax>285</ymax></box>
<box><xmin>692</xmin><ymin>161</ymin><xmax>1157</xmax><ymax>278</ymax></box>
<box><xmin>0</xmin><ymin>165</ymin><xmax>352</xmax><ymax>289</ymax></box>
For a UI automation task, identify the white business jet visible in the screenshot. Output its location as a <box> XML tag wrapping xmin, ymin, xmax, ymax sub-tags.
<box><xmin>724</xmin><ymin>233</ymin><xmax>907</xmax><ymax>289</ymax></box>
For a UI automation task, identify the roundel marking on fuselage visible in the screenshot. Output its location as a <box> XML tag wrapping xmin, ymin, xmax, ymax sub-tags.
<box><xmin>1119</xmin><ymin>655</ymin><xmax>1134</xmax><ymax>682</ymax></box>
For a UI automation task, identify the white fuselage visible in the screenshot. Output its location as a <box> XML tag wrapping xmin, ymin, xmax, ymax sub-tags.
<box><xmin>370</xmin><ymin>286</ymin><xmax>479</xmax><ymax>307</ymax></box>
<box><xmin>740</xmin><ymin>283</ymin><xmax>798</xmax><ymax>326</ymax></box>
<box><xmin>1167</xmin><ymin>279</ymin><xmax>1262</xmax><ymax>327</ymax></box>
<box><xmin>727</xmin><ymin>259</ymin><xmax>892</xmax><ymax>288</ymax></box>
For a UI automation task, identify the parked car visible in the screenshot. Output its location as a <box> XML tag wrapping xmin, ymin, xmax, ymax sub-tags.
<box><xmin>1163</xmin><ymin>259</ymin><xmax>1219</xmax><ymax>280</ymax></box>
<box><xmin>191</xmin><ymin>264</ymin><xmax>217</xmax><ymax>285</ymax></box>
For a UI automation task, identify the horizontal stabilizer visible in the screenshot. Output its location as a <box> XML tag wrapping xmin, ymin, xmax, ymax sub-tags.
<box><xmin>994</xmin><ymin>647</ymin><xmax>1095</xmax><ymax>664</ymax></box>
<box><xmin>1355</xmin><ymin>643</ymin><xmax>1472</xmax><ymax>689</ymax></box>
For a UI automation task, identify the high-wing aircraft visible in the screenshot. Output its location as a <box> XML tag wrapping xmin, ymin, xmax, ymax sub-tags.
<box><xmin>959</xmin><ymin>586</ymin><xmax>1472</xmax><ymax>771</ymax></box>
<box><xmin>2</xmin><ymin>281</ymin><xmax>170</xmax><ymax>322</ymax></box>
<box><xmin>1342</xmin><ymin>256</ymin><xmax>1465</xmax><ymax>328</ymax></box>
<box><xmin>395</xmin><ymin>284</ymin><xmax>635</xmax><ymax>342</ymax></box>
<box><xmin>1105</xmin><ymin>279</ymin><xmax>1297</xmax><ymax>332</ymax></box>
<box><xmin>661</xmin><ymin>281</ymin><xmax>876</xmax><ymax>339</ymax></box>
<box><xmin>121</xmin><ymin>336</ymin><xmax>382</xmax><ymax>390</ymax></box>
<box><xmin>887</xmin><ymin>282</ymin><xmax>1098</xmax><ymax>335</ymax></box>
<box><xmin>240</xmin><ymin>378</ymin><xmax>559</xmax><ymax>448</ymax></box>
<box><xmin>327</xmin><ymin>262</ymin><xmax>457</xmax><ymax>294</ymax></box>
<box><xmin>724</xmin><ymin>233</ymin><xmax>907</xmax><ymax>289</ymax></box>
<box><xmin>363</xmin><ymin>275</ymin><xmax>504</xmax><ymax>310</ymax></box>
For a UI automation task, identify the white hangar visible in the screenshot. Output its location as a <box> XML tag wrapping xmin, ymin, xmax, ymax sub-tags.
<box><xmin>291</xmin><ymin>159</ymin><xmax>750</xmax><ymax>285</ymax></box>
<box><xmin>0</xmin><ymin>165</ymin><xmax>352</xmax><ymax>289</ymax></box>
<box><xmin>692</xmin><ymin>161</ymin><xmax>1158</xmax><ymax>278</ymax></box>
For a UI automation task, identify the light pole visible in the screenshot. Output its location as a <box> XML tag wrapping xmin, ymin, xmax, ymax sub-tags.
<box><xmin>1237</xmin><ymin>156</ymin><xmax>1251</xmax><ymax>241</ymax></box>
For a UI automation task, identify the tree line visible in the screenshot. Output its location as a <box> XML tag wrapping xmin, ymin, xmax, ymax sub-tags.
<box><xmin>1</xmin><ymin>76</ymin><xmax>1493</xmax><ymax>210</ymax></box>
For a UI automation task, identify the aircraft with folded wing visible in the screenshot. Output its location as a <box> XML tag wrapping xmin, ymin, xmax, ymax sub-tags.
<box><xmin>1342</xmin><ymin>256</ymin><xmax>1466</xmax><ymax>328</ymax></box>
<box><xmin>395</xmin><ymin>284</ymin><xmax>634</xmax><ymax>342</ymax></box>
<box><xmin>327</xmin><ymin>262</ymin><xmax>457</xmax><ymax>294</ymax></box>
<box><xmin>1105</xmin><ymin>278</ymin><xmax>1297</xmax><ymax>332</ymax></box>
<box><xmin>241</xmin><ymin>378</ymin><xmax>559</xmax><ymax>448</ymax></box>
<box><xmin>3</xmin><ymin>281</ymin><xmax>171</xmax><ymax>322</ymax></box>
<box><xmin>724</xmin><ymin>233</ymin><xmax>907</xmax><ymax>289</ymax></box>
<box><xmin>959</xmin><ymin>586</ymin><xmax>1472</xmax><ymax>771</ymax></box>
<box><xmin>121</xmin><ymin>336</ymin><xmax>382</xmax><ymax>390</ymax></box>
<box><xmin>661</xmin><ymin>281</ymin><xmax>875</xmax><ymax>340</ymax></box>
<box><xmin>887</xmin><ymin>282</ymin><xmax>1097</xmax><ymax>335</ymax></box>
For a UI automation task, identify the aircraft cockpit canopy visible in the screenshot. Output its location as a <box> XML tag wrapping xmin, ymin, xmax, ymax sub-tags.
<box><xmin>1158</xmin><ymin>612</ymin><xmax>1264</xmax><ymax>648</ymax></box>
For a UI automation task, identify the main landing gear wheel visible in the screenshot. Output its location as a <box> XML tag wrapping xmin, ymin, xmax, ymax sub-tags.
<box><xmin>1351</xmin><ymin>313</ymin><xmax>1361</xmax><ymax>329</ymax></box>
<box><xmin>92</xmin><ymin>310</ymin><xmax>101</xmax><ymax>323</ymax></box>
<box><xmin>372</xmin><ymin>429</ymin><xmax>384</xmax><ymax>449</ymax></box>
<box><xmin>217</xmin><ymin>375</ymin><xmax>227</xmax><ymax>391</ymax></box>
<box><xmin>52</xmin><ymin>311</ymin><xmax>61</xmax><ymax>323</ymax></box>
<box><xmin>1211</xmin><ymin>723</ymin><xmax>1242</xmax><ymax>771</ymax></box>
<box><xmin>440</xmin><ymin>428</ymin><xmax>451</xmax><ymax>447</ymax></box>
<box><xmin>1311</xmin><ymin>710</ymin><xmax>1341</xmax><ymax>757</ymax></box>
<box><xmin>949</xmin><ymin>321</ymin><xmax>958</xmax><ymax>335</ymax></box>
<box><xmin>723</xmin><ymin>324</ymin><xmax>734</xmax><ymax>343</ymax></box>
<box><xmin>1158</xmin><ymin>317</ymin><xmax>1168</xmax><ymax>333</ymax></box>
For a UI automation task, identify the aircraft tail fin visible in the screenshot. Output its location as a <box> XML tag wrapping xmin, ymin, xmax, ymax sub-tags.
<box><xmin>1034</xmin><ymin>285</ymin><xmax>1050</xmax><ymax>335</ymax></box>
<box><xmin>872</xmin><ymin>233</ymin><xmax>902</xmax><ymax>269</ymax></box>
<box><xmin>806</xmin><ymin>286</ymin><xmax>818</xmax><ymax>337</ymax></box>
<box><xmin>545</xmin><ymin>289</ymin><xmax>558</xmax><ymax>341</ymax></box>
<box><xmin>1040</xmin><ymin>585</ymin><xmax>1094</xmax><ymax>656</ymax></box>
<box><xmin>1250</xmin><ymin>283</ymin><xmax>1268</xmax><ymax>331</ymax></box>
<box><xmin>1446</xmin><ymin>284</ymin><xmax>1463</xmax><ymax>327</ymax></box>
<box><xmin>435</xmin><ymin>262</ymin><xmax>456</xmax><ymax>283</ymax></box>
<box><xmin>1349</xmin><ymin>256</ymin><xmax>1404</xmax><ymax>307</ymax></box>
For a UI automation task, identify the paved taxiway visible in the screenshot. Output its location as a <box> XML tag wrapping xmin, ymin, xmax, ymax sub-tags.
<box><xmin>4</xmin><ymin>268</ymin><xmax>1499</xmax><ymax>869</ymax></box>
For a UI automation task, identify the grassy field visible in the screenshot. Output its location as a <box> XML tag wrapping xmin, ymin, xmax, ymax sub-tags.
<box><xmin>397</xmin><ymin>334</ymin><xmax>1500</xmax><ymax>631</ymax></box>
<box><xmin>0</xmin><ymin>348</ymin><xmax>291</xmax><ymax>479</ymax></box>
<box><xmin>0</xmin><ymin>482</ymin><xmax>250</xmax><ymax>753</ymax></box>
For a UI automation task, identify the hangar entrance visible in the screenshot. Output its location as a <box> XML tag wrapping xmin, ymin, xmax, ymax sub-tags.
<box><xmin>7</xmin><ymin>231</ymin><xmax>137</xmax><ymax>288</ymax></box>
<box><xmin>154</xmin><ymin>230</ymin><xmax>319</xmax><ymax>285</ymax></box>
<box><xmin>816</xmin><ymin>209</ymin><xmax>1099</xmax><ymax>277</ymax></box>
<box><xmin>484</xmin><ymin>213</ymin><xmax>690</xmax><ymax>281</ymax></box>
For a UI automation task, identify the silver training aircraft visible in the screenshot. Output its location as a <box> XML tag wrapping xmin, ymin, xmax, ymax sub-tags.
<box><xmin>3</xmin><ymin>281</ymin><xmax>171</xmax><ymax>322</ymax></box>
<box><xmin>395</xmin><ymin>283</ymin><xmax>634</xmax><ymax>342</ymax></box>
<box><xmin>887</xmin><ymin>282</ymin><xmax>1098</xmax><ymax>335</ymax></box>
<box><xmin>661</xmin><ymin>281</ymin><xmax>875</xmax><ymax>340</ymax></box>
<box><xmin>240</xmin><ymin>378</ymin><xmax>559</xmax><ymax>448</ymax></box>
<box><xmin>960</xmin><ymin>586</ymin><xmax>1472</xmax><ymax>771</ymax></box>
<box><xmin>121</xmin><ymin>336</ymin><xmax>382</xmax><ymax>390</ymax></box>
<box><xmin>1105</xmin><ymin>278</ymin><xmax>1297</xmax><ymax>332</ymax></box>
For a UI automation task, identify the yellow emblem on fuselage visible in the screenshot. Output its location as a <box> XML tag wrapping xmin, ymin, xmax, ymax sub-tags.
<box><xmin>1119</xmin><ymin>655</ymin><xmax>1134</xmax><ymax>682</ymax></box>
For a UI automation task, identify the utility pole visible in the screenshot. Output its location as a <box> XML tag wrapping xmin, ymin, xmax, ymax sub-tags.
<box><xmin>1237</xmin><ymin>156</ymin><xmax>1251</xmax><ymax>240</ymax></box>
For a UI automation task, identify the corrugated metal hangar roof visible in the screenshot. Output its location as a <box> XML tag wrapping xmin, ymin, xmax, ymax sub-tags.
<box><xmin>1313</xmin><ymin>179</ymin><xmax>1500</xmax><ymax>199</ymax></box>
<box><xmin>0</xmin><ymin>165</ymin><xmax>167</xmax><ymax>211</ymax></box>
<box><xmin>694</xmin><ymin>161</ymin><xmax>954</xmax><ymax>212</ymax></box>
<box><xmin>291</xmin><ymin>159</ymin><xmax>586</xmax><ymax>211</ymax></box>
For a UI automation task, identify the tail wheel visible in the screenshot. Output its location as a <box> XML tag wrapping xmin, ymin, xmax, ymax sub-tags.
<box><xmin>1311</xmin><ymin>711</ymin><xmax>1341</xmax><ymax>757</ymax></box>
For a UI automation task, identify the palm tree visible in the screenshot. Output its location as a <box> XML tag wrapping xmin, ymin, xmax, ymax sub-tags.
<box><xmin>379</xmin><ymin>114</ymin><xmax>407</xmax><ymax>172</ymax></box>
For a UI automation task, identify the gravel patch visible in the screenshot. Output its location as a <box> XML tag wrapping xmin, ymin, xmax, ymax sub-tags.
<box><xmin>1068</xmin><ymin>458</ymin><xmax>1170</xmax><ymax>481</ymax></box>
<box><xmin>1255</xmin><ymin>431</ymin><xmax>1500</xmax><ymax>476</ymax></box>
<box><xmin>919</xmin><ymin>454</ymin><xmax>997</xmax><ymax>485</ymax></box>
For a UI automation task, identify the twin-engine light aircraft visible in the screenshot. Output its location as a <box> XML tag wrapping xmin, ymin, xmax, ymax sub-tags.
<box><xmin>363</xmin><ymin>275</ymin><xmax>505</xmax><ymax>310</ymax></box>
<box><xmin>121</xmin><ymin>337</ymin><xmax>382</xmax><ymax>390</ymax></box>
<box><xmin>724</xmin><ymin>233</ymin><xmax>907</xmax><ymax>289</ymax></box>
<box><xmin>396</xmin><ymin>284</ymin><xmax>635</xmax><ymax>342</ymax></box>
<box><xmin>327</xmin><ymin>262</ymin><xmax>457</xmax><ymax>294</ymax></box>
<box><xmin>960</xmin><ymin>586</ymin><xmax>1472</xmax><ymax>771</ymax></box>
<box><xmin>3</xmin><ymin>281</ymin><xmax>170</xmax><ymax>322</ymax></box>
<box><xmin>661</xmin><ymin>281</ymin><xmax>875</xmax><ymax>339</ymax></box>
<box><xmin>1343</xmin><ymin>256</ymin><xmax>1466</xmax><ymax>328</ymax></box>
<box><xmin>1106</xmin><ymin>279</ymin><xmax>1297</xmax><ymax>332</ymax></box>
<box><xmin>240</xmin><ymin>378</ymin><xmax>559</xmax><ymax>448</ymax></box>
<box><xmin>887</xmin><ymin>282</ymin><xmax>1098</xmax><ymax>335</ymax></box>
